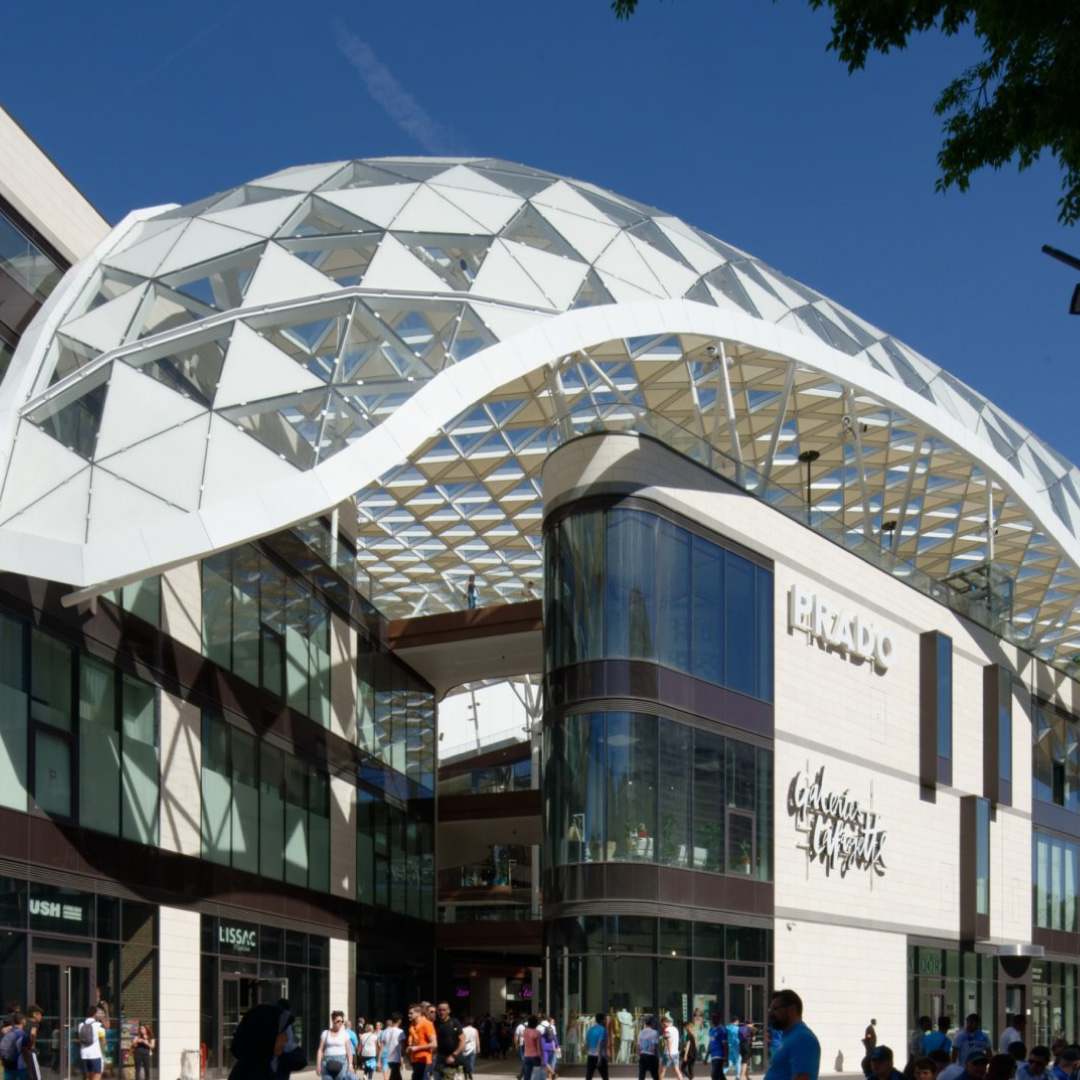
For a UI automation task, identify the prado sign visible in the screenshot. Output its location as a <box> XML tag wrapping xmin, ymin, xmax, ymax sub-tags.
<box><xmin>788</xmin><ymin>584</ymin><xmax>895</xmax><ymax>669</ymax></box>
<box><xmin>789</xmin><ymin>766</ymin><xmax>887</xmax><ymax>877</ymax></box>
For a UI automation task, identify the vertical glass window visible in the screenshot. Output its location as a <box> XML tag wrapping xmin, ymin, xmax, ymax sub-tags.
<box><xmin>690</xmin><ymin>535</ymin><xmax>723</xmax><ymax>685</ymax></box>
<box><xmin>259</xmin><ymin>744</ymin><xmax>285</xmax><ymax>880</ymax></box>
<box><xmin>308</xmin><ymin>769</ymin><xmax>330</xmax><ymax>894</ymax></box>
<box><xmin>606</xmin><ymin>713</ymin><xmax>657</xmax><ymax>862</ymax></box>
<box><xmin>34</xmin><ymin>730</ymin><xmax>72</xmax><ymax>817</ymax></box>
<box><xmin>605</xmin><ymin>512</ymin><xmax>657</xmax><ymax>661</ymax></box>
<box><xmin>357</xmin><ymin>634</ymin><xmax>376</xmax><ymax>754</ymax></box>
<box><xmin>31</xmin><ymin>631</ymin><xmax>71</xmax><ymax>730</ymax></box>
<box><xmin>121</xmin><ymin>675</ymin><xmax>159</xmax><ymax>844</ymax></box>
<box><xmin>937</xmin><ymin>634</ymin><xmax>953</xmax><ymax>762</ymax></box>
<box><xmin>975</xmin><ymin>796</ymin><xmax>990</xmax><ymax>916</ymax></box>
<box><xmin>657</xmin><ymin>520</ymin><xmax>691</xmax><ymax>673</ymax></box>
<box><xmin>201</xmin><ymin>713</ymin><xmax>231</xmax><ymax>865</ymax></box>
<box><xmin>284</xmin><ymin>758</ymin><xmax>310</xmax><ymax>886</ymax></box>
<box><xmin>658</xmin><ymin>719</ymin><xmax>690</xmax><ymax>867</ymax></box>
<box><xmin>0</xmin><ymin>614</ymin><xmax>27</xmax><ymax>812</ymax></box>
<box><xmin>230</xmin><ymin>729</ymin><xmax>259</xmax><ymax>874</ymax></box>
<box><xmin>79</xmin><ymin>657</ymin><xmax>120</xmax><ymax>836</ymax></box>
<box><xmin>998</xmin><ymin>667</ymin><xmax>1012</xmax><ymax>790</ymax></box>
<box><xmin>561</xmin><ymin>714</ymin><xmax>606</xmax><ymax>864</ymax></box>
<box><xmin>755</xmin><ymin>565</ymin><xmax>774</xmax><ymax>701</ymax></box>
<box><xmin>723</xmin><ymin>552</ymin><xmax>755</xmax><ymax>696</ymax></box>
<box><xmin>693</xmin><ymin>728</ymin><xmax>724</xmax><ymax>872</ymax></box>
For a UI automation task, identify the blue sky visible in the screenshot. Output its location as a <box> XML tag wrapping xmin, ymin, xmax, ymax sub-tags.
<box><xmin>6</xmin><ymin>0</ymin><xmax>1078</xmax><ymax>464</ymax></box>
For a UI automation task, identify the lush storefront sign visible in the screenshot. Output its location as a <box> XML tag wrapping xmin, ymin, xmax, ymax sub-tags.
<box><xmin>789</xmin><ymin>766</ymin><xmax>887</xmax><ymax>877</ymax></box>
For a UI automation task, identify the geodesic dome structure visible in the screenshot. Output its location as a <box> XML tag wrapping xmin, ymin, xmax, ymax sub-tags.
<box><xmin>2</xmin><ymin>157</ymin><xmax>1079</xmax><ymax>669</ymax></box>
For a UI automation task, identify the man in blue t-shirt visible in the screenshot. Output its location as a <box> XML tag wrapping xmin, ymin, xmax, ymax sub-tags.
<box><xmin>708</xmin><ymin>1014</ymin><xmax>728</xmax><ymax>1080</ymax></box>
<box><xmin>727</xmin><ymin>1020</ymin><xmax>742</xmax><ymax>1079</ymax></box>
<box><xmin>763</xmin><ymin>991</ymin><xmax>819</xmax><ymax>1080</ymax></box>
<box><xmin>952</xmin><ymin>1017</ymin><xmax>991</xmax><ymax>1066</ymax></box>
<box><xmin>923</xmin><ymin>1018</ymin><xmax>952</xmax><ymax>1057</ymax></box>
<box><xmin>585</xmin><ymin>1014</ymin><xmax>609</xmax><ymax>1080</ymax></box>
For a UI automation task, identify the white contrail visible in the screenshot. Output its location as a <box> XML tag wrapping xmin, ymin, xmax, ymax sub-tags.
<box><xmin>333</xmin><ymin>20</ymin><xmax>466</xmax><ymax>155</ymax></box>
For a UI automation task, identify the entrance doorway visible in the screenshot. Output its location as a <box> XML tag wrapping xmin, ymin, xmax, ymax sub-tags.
<box><xmin>1032</xmin><ymin>997</ymin><xmax>1054</xmax><ymax>1048</ymax></box>
<box><xmin>216</xmin><ymin>975</ymin><xmax>290</xmax><ymax>1073</ymax></box>
<box><xmin>31</xmin><ymin>957</ymin><xmax>92</xmax><ymax>1080</ymax></box>
<box><xmin>727</xmin><ymin>979</ymin><xmax>767</xmax><ymax>1072</ymax></box>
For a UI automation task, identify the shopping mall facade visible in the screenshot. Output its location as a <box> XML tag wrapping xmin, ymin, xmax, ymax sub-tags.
<box><xmin>0</xmin><ymin>103</ymin><xmax>1078</xmax><ymax>1077</ymax></box>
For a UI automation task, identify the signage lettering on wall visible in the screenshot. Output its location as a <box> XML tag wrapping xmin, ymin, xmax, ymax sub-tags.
<box><xmin>788</xmin><ymin>584</ymin><xmax>895</xmax><ymax>669</ymax></box>
<box><xmin>789</xmin><ymin>766</ymin><xmax>887</xmax><ymax>877</ymax></box>
<box><xmin>29</xmin><ymin>899</ymin><xmax>84</xmax><ymax>922</ymax></box>
<box><xmin>220</xmin><ymin>924</ymin><xmax>258</xmax><ymax>953</ymax></box>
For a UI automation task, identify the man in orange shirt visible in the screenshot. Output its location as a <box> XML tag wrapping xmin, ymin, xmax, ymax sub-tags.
<box><xmin>407</xmin><ymin>1005</ymin><xmax>437</xmax><ymax>1080</ymax></box>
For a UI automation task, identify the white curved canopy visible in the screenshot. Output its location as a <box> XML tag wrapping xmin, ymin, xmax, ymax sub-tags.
<box><xmin>1</xmin><ymin>157</ymin><xmax>1078</xmax><ymax>670</ymax></box>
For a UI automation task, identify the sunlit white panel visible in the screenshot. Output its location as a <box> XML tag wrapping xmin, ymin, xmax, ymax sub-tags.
<box><xmin>86</xmin><ymin>469</ymin><xmax>188</xmax><ymax>539</ymax></box>
<box><xmin>532</xmin><ymin>180</ymin><xmax>621</xmax><ymax>226</ymax></box>
<box><xmin>532</xmin><ymin>202</ymin><xmax>619</xmax><ymax>263</ymax></box>
<box><xmin>431</xmin><ymin>186</ymin><xmax>522</xmax><ymax>233</ymax></box>
<box><xmin>0</xmin><ymin>466</ymin><xmax>91</xmax><ymax>539</ymax></box>
<box><xmin>95</xmin><ymin>360</ymin><xmax>207</xmax><ymax>459</ymax></box>
<box><xmin>594</xmin><ymin>271</ymin><xmax>662</xmax><ymax>304</ymax></box>
<box><xmin>628</xmin><ymin>234</ymin><xmax>699</xmax><ymax>298</ymax></box>
<box><xmin>242</xmin><ymin>241</ymin><xmax>344</xmax><ymax>306</ymax></box>
<box><xmin>469</xmin><ymin>240</ymin><xmax>555</xmax><ymax>309</ymax></box>
<box><xmin>199</xmin><ymin>414</ymin><xmax>303</xmax><ymax>506</ymax></box>
<box><xmin>654</xmin><ymin>218</ymin><xmax>726</xmax><ymax>274</ymax></box>
<box><xmin>96</xmin><ymin>415</ymin><xmax>211</xmax><ymax>512</ymax></box>
<box><xmin>214</xmin><ymin>322</ymin><xmax>327</xmax><ymax>409</ymax></box>
<box><xmin>504</xmin><ymin>242</ymin><xmax>588</xmax><ymax>311</ymax></box>
<box><xmin>60</xmin><ymin>284</ymin><xmax>150</xmax><ymax>352</ymax></box>
<box><xmin>0</xmin><ymin>423</ymin><xmax>89</xmax><ymax>521</ymax></box>
<box><xmin>594</xmin><ymin>233</ymin><xmax>664</xmax><ymax>296</ymax></box>
<box><xmin>361</xmin><ymin>234</ymin><xmax>454</xmax><ymax>294</ymax></box>
<box><xmin>156</xmin><ymin>219</ymin><xmax>262</xmax><ymax>278</ymax></box>
<box><xmin>390</xmin><ymin>185</ymin><xmax>489</xmax><ymax>234</ymax></box>
<box><xmin>471</xmin><ymin>305</ymin><xmax>550</xmax><ymax>341</ymax></box>
<box><xmin>431</xmin><ymin>165</ymin><xmax>521</xmax><ymax>197</ymax></box>
<box><xmin>731</xmin><ymin>267</ymin><xmax>790</xmax><ymax>322</ymax></box>
<box><xmin>319</xmin><ymin>183</ymin><xmax>419</xmax><ymax>228</ymax></box>
<box><xmin>104</xmin><ymin>221</ymin><xmax>187</xmax><ymax>278</ymax></box>
<box><xmin>203</xmin><ymin>194</ymin><xmax>308</xmax><ymax>238</ymax></box>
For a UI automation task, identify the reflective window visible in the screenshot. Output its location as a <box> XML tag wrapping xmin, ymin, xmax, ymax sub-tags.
<box><xmin>103</xmin><ymin>577</ymin><xmax>161</xmax><ymax>628</ymax></box>
<box><xmin>200</xmin><ymin>711</ymin><xmax>330</xmax><ymax>891</ymax></box>
<box><xmin>0</xmin><ymin>210</ymin><xmax>63</xmax><ymax>304</ymax></box>
<box><xmin>1034</xmin><ymin>831</ymin><xmax>1079</xmax><ymax>932</ymax></box>
<box><xmin>356</xmin><ymin>786</ymin><xmax>434</xmax><ymax>921</ymax></box>
<box><xmin>1034</xmin><ymin>700</ymin><xmax>1080</xmax><ymax>813</ymax></box>
<box><xmin>975</xmin><ymin>796</ymin><xmax>990</xmax><ymax>916</ymax></box>
<box><xmin>546</xmin><ymin>711</ymin><xmax>771</xmax><ymax>880</ymax></box>
<box><xmin>545</xmin><ymin>506</ymin><xmax>773</xmax><ymax>701</ymax></box>
<box><xmin>937</xmin><ymin>634</ymin><xmax>953</xmax><ymax>761</ymax></box>
<box><xmin>201</xmin><ymin>546</ymin><xmax>331</xmax><ymax>726</ymax></box>
<box><xmin>997</xmin><ymin>666</ymin><xmax>1012</xmax><ymax>791</ymax></box>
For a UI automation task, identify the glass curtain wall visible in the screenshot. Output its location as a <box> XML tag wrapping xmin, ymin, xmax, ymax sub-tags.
<box><xmin>548</xmin><ymin>916</ymin><xmax>770</xmax><ymax>1063</ymax></box>
<box><xmin>201</xmin><ymin>712</ymin><xmax>330</xmax><ymax>892</ymax></box>
<box><xmin>202</xmin><ymin>546</ymin><xmax>331</xmax><ymax>727</ymax></box>
<box><xmin>907</xmin><ymin>946</ymin><xmax>996</xmax><ymax>1043</ymax></box>
<box><xmin>1034</xmin><ymin>701</ymin><xmax>1080</xmax><ymax>813</ymax></box>
<box><xmin>1033</xmin><ymin>831</ymin><xmax>1079</xmax><ymax>932</ymax></box>
<box><xmin>545</xmin><ymin>507</ymin><xmax>773</xmax><ymax>702</ymax></box>
<box><xmin>545</xmin><ymin>711</ymin><xmax>772</xmax><ymax>879</ymax></box>
<box><xmin>1031</xmin><ymin>961</ymin><xmax>1079</xmax><ymax>1045</ymax></box>
<box><xmin>0</xmin><ymin>612</ymin><xmax>159</xmax><ymax>844</ymax></box>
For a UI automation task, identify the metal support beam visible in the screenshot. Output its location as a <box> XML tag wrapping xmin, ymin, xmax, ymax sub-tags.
<box><xmin>843</xmin><ymin>387</ymin><xmax>874</xmax><ymax>541</ymax></box>
<box><xmin>760</xmin><ymin>362</ymin><xmax>795</xmax><ymax>485</ymax></box>
<box><xmin>891</xmin><ymin>429</ymin><xmax>924</xmax><ymax>557</ymax></box>
<box><xmin>717</xmin><ymin>343</ymin><xmax>744</xmax><ymax>479</ymax></box>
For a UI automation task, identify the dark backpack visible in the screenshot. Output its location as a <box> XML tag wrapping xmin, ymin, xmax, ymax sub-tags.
<box><xmin>0</xmin><ymin>1029</ymin><xmax>21</xmax><ymax>1068</ymax></box>
<box><xmin>79</xmin><ymin>1021</ymin><xmax>97</xmax><ymax>1048</ymax></box>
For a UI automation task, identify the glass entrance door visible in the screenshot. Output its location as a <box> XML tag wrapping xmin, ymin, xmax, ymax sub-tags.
<box><xmin>219</xmin><ymin>976</ymin><xmax>260</xmax><ymax>1072</ymax></box>
<box><xmin>726</xmin><ymin>980</ymin><xmax>767</xmax><ymax>1072</ymax></box>
<box><xmin>32</xmin><ymin>959</ymin><xmax>92</xmax><ymax>1080</ymax></box>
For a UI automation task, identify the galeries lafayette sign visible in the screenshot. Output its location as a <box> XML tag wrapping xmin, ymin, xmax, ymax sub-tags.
<box><xmin>789</xmin><ymin>767</ymin><xmax>887</xmax><ymax>877</ymax></box>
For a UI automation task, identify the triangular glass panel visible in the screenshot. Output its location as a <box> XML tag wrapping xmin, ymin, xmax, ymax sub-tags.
<box><xmin>391</xmin><ymin>234</ymin><xmax>492</xmax><ymax>290</ymax></box>
<box><xmin>260</xmin><ymin>312</ymin><xmax>347</xmax><ymax>383</ymax></box>
<box><xmin>738</xmin><ymin>262</ymin><xmax>784</xmax><ymax>302</ymax></box>
<box><xmin>127</xmin><ymin>329</ymin><xmax>230</xmax><ymax>408</ymax></box>
<box><xmin>627</xmin><ymin>220</ymin><xmax>695</xmax><ymax>271</ymax></box>
<box><xmin>689</xmin><ymin>226</ymin><xmax>749</xmax><ymax>264</ymax></box>
<box><xmin>48</xmin><ymin>335</ymin><xmax>101</xmax><ymax>386</ymax></box>
<box><xmin>276</xmin><ymin>195</ymin><xmax>380</xmax><ymax>239</ymax></box>
<box><xmin>375</xmin><ymin>161</ymin><xmax>456</xmax><ymax>183</ymax></box>
<box><xmin>469</xmin><ymin>164</ymin><xmax>555</xmax><ymax>199</ymax></box>
<box><xmin>448</xmin><ymin>306</ymin><xmax>497</xmax><ymax>365</ymax></box>
<box><xmin>76</xmin><ymin>268</ymin><xmax>143</xmax><ymax>315</ymax></box>
<box><xmin>703</xmin><ymin>264</ymin><xmax>760</xmax><ymax>317</ymax></box>
<box><xmin>500</xmin><ymin>204</ymin><xmax>578</xmax><ymax>259</ymax></box>
<box><xmin>684</xmin><ymin>280</ymin><xmax>717</xmax><ymax>307</ymax></box>
<box><xmin>133</xmin><ymin>285</ymin><xmax>210</xmax><ymax>341</ymax></box>
<box><xmin>158</xmin><ymin>244</ymin><xmax>263</xmax><ymax>312</ymax></box>
<box><xmin>153</xmin><ymin>188</ymin><xmax>234</xmax><ymax>222</ymax></box>
<box><xmin>570</xmin><ymin>269</ymin><xmax>615</xmax><ymax>309</ymax></box>
<box><xmin>279</xmin><ymin>234</ymin><xmax>381</xmax><ymax>287</ymax></box>
<box><xmin>879</xmin><ymin>339</ymin><xmax>934</xmax><ymax>401</ymax></box>
<box><xmin>566</xmin><ymin>185</ymin><xmax>645</xmax><ymax>229</ymax></box>
<box><xmin>206</xmin><ymin>184</ymin><xmax>301</xmax><ymax>213</ymax></box>
<box><xmin>221</xmin><ymin>388</ymin><xmax>328</xmax><ymax>470</ymax></box>
<box><xmin>318</xmin><ymin>391</ymin><xmax>374</xmax><ymax>462</ymax></box>
<box><xmin>26</xmin><ymin>367</ymin><xmax>110</xmax><ymax>461</ymax></box>
<box><xmin>319</xmin><ymin>161</ymin><xmax>418</xmax><ymax>191</ymax></box>
<box><xmin>797</xmin><ymin>306</ymin><xmax>862</xmax><ymax>356</ymax></box>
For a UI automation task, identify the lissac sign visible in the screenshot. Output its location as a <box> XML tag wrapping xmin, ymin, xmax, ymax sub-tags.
<box><xmin>788</xmin><ymin>584</ymin><xmax>896</xmax><ymax>670</ymax></box>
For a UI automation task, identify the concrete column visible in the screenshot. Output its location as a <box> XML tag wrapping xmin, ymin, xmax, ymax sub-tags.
<box><xmin>330</xmin><ymin>936</ymin><xmax>354</xmax><ymax>1017</ymax></box>
<box><xmin>160</xmin><ymin>562</ymin><xmax>202</xmax><ymax>654</ymax></box>
<box><xmin>158</xmin><ymin>906</ymin><xmax>201</xmax><ymax>1080</ymax></box>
